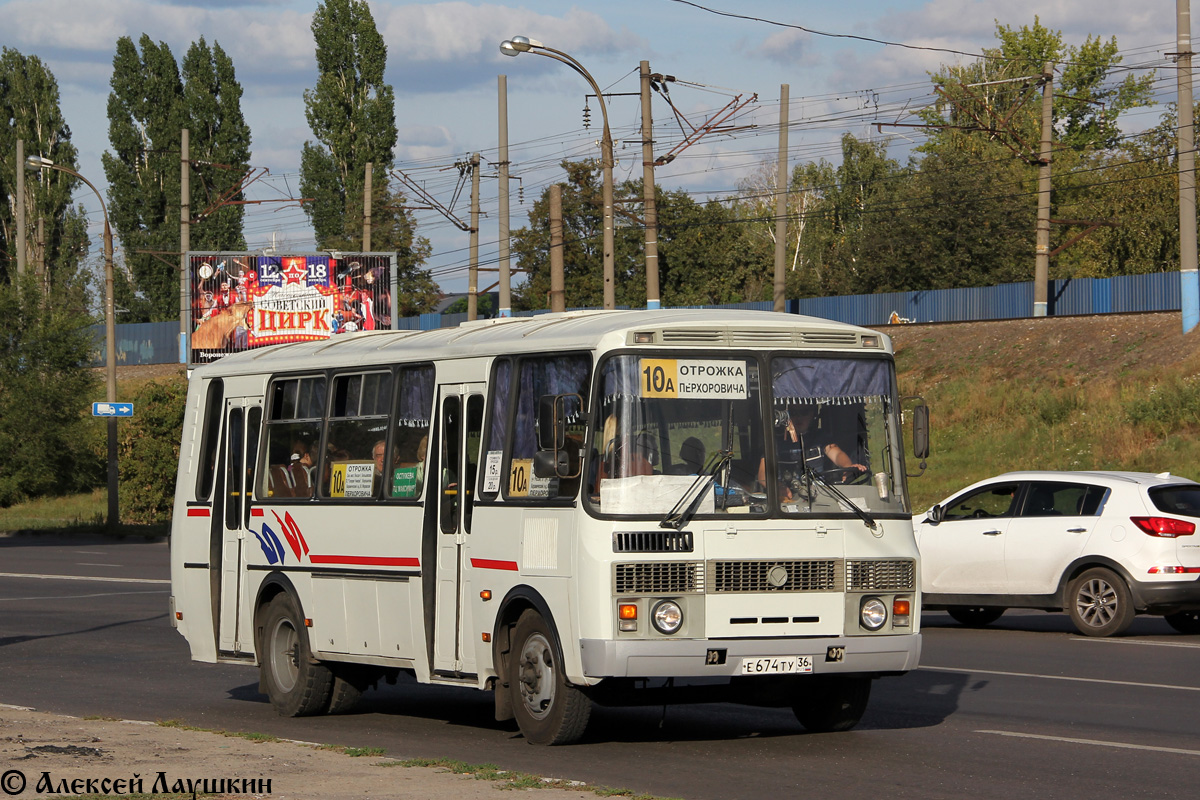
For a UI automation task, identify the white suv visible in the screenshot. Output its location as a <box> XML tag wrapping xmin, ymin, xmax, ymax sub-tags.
<box><xmin>914</xmin><ymin>471</ymin><xmax>1200</xmax><ymax>636</ymax></box>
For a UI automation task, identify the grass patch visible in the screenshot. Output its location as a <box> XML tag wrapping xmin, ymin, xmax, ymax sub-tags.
<box><xmin>377</xmin><ymin>757</ymin><xmax>683</xmax><ymax>799</ymax></box>
<box><xmin>155</xmin><ymin>719</ymin><xmax>280</xmax><ymax>743</ymax></box>
<box><xmin>0</xmin><ymin>489</ymin><xmax>168</xmax><ymax>537</ymax></box>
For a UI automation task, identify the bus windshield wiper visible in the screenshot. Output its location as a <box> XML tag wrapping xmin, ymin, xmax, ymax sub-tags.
<box><xmin>796</xmin><ymin>441</ymin><xmax>877</xmax><ymax>532</ymax></box>
<box><xmin>660</xmin><ymin>449</ymin><xmax>734</xmax><ymax>530</ymax></box>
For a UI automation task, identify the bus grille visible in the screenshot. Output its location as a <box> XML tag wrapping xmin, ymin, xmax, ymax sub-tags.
<box><xmin>614</xmin><ymin>562</ymin><xmax>704</xmax><ymax>594</ymax></box>
<box><xmin>846</xmin><ymin>559</ymin><xmax>915</xmax><ymax>591</ymax></box>
<box><xmin>613</xmin><ymin>530</ymin><xmax>694</xmax><ymax>553</ymax></box>
<box><xmin>708</xmin><ymin>560</ymin><xmax>841</xmax><ymax>593</ymax></box>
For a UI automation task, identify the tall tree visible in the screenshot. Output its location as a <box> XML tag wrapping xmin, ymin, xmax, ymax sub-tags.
<box><xmin>102</xmin><ymin>34</ymin><xmax>187</xmax><ymax>322</ymax></box>
<box><xmin>300</xmin><ymin>0</ymin><xmax>436</xmax><ymax>314</ymax></box>
<box><xmin>181</xmin><ymin>37</ymin><xmax>251</xmax><ymax>251</ymax></box>
<box><xmin>0</xmin><ymin>47</ymin><xmax>89</xmax><ymax>291</ymax></box>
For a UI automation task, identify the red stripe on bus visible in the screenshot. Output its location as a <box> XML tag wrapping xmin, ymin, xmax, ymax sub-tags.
<box><xmin>250</xmin><ymin>508</ymin><xmax>264</xmax><ymax>517</ymax></box>
<box><xmin>471</xmin><ymin>558</ymin><xmax>519</xmax><ymax>571</ymax></box>
<box><xmin>308</xmin><ymin>555</ymin><xmax>420</xmax><ymax>568</ymax></box>
<box><xmin>186</xmin><ymin>508</ymin><xmax>210</xmax><ymax>517</ymax></box>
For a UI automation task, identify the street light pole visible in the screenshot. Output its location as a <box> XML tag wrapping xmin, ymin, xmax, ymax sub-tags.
<box><xmin>501</xmin><ymin>36</ymin><xmax>615</xmax><ymax>310</ymax></box>
<box><xmin>25</xmin><ymin>155</ymin><xmax>119</xmax><ymax>531</ymax></box>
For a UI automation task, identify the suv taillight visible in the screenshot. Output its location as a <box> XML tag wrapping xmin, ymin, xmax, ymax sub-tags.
<box><xmin>1131</xmin><ymin>516</ymin><xmax>1196</xmax><ymax>537</ymax></box>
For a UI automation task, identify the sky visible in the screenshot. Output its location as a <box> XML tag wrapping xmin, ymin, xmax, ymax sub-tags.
<box><xmin>0</xmin><ymin>0</ymin><xmax>1186</xmax><ymax>295</ymax></box>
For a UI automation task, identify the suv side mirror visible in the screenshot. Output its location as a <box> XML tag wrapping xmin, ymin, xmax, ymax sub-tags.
<box><xmin>928</xmin><ymin>503</ymin><xmax>944</xmax><ymax>524</ymax></box>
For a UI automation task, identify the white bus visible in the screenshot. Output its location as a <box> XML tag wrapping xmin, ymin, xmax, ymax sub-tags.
<box><xmin>169</xmin><ymin>309</ymin><xmax>929</xmax><ymax>745</ymax></box>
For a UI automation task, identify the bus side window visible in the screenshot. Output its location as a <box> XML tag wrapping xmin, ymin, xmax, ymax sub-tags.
<box><xmin>323</xmin><ymin>371</ymin><xmax>393</xmax><ymax>500</ymax></box>
<box><xmin>478</xmin><ymin>359</ymin><xmax>512</xmax><ymax>502</ymax></box>
<box><xmin>262</xmin><ymin>375</ymin><xmax>326</xmax><ymax>500</ymax></box>
<box><xmin>195</xmin><ymin>379</ymin><xmax>224</xmax><ymax>500</ymax></box>
<box><xmin>388</xmin><ymin>365</ymin><xmax>434</xmax><ymax>500</ymax></box>
<box><xmin>506</xmin><ymin>354</ymin><xmax>591</xmax><ymax>502</ymax></box>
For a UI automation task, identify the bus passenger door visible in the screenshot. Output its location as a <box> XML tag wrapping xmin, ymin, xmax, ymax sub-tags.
<box><xmin>431</xmin><ymin>385</ymin><xmax>485</xmax><ymax>675</ymax></box>
<box><xmin>216</xmin><ymin>397</ymin><xmax>262</xmax><ymax>656</ymax></box>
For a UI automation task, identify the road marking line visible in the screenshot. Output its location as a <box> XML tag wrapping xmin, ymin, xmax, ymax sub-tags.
<box><xmin>3</xmin><ymin>590</ymin><xmax>168</xmax><ymax>602</ymax></box>
<box><xmin>78</xmin><ymin>563</ymin><xmax>121</xmax><ymax>568</ymax></box>
<box><xmin>920</xmin><ymin>665</ymin><xmax>1200</xmax><ymax>692</ymax></box>
<box><xmin>977</xmin><ymin>729</ymin><xmax>1200</xmax><ymax>757</ymax></box>
<box><xmin>1073</xmin><ymin>637</ymin><xmax>1200</xmax><ymax>650</ymax></box>
<box><xmin>0</xmin><ymin>571</ymin><xmax>169</xmax><ymax>585</ymax></box>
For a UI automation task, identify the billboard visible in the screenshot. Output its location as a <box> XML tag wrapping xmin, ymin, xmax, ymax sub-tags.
<box><xmin>187</xmin><ymin>252</ymin><xmax>396</xmax><ymax>367</ymax></box>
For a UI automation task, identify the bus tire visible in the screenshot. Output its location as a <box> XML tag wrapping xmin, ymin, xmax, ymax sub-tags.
<box><xmin>259</xmin><ymin>593</ymin><xmax>332</xmax><ymax>717</ymax></box>
<box><xmin>508</xmin><ymin>609</ymin><xmax>591</xmax><ymax>745</ymax></box>
<box><xmin>326</xmin><ymin>665</ymin><xmax>373</xmax><ymax>714</ymax></box>
<box><xmin>1068</xmin><ymin>567</ymin><xmax>1134</xmax><ymax>637</ymax></box>
<box><xmin>792</xmin><ymin>675</ymin><xmax>871</xmax><ymax>733</ymax></box>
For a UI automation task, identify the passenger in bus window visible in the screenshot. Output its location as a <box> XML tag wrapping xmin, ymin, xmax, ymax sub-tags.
<box><xmin>289</xmin><ymin>440</ymin><xmax>314</xmax><ymax>497</ymax></box>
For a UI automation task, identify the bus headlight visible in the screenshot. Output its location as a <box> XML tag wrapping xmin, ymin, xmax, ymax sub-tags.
<box><xmin>860</xmin><ymin>597</ymin><xmax>888</xmax><ymax>631</ymax></box>
<box><xmin>651</xmin><ymin>600</ymin><xmax>683</xmax><ymax>634</ymax></box>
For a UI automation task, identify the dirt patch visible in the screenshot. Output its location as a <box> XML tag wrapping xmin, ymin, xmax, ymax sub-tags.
<box><xmin>0</xmin><ymin>705</ymin><xmax>597</xmax><ymax>800</ymax></box>
<box><xmin>878</xmin><ymin>311</ymin><xmax>1200</xmax><ymax>386</ymax></box>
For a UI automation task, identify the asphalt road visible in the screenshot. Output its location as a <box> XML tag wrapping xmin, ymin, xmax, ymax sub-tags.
<box><xmin>2</xmin><ymin>534</ymin><xmax>1198</xmax><ymax>800</ymax></box>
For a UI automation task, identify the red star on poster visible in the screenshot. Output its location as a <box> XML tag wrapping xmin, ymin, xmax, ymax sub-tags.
<box><xmin>281</xmin><ymin>257</ymin><xmax>307</xmax><ymax>286</ymax></box>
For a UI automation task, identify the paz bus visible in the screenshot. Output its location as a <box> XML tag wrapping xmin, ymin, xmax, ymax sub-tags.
<box><xmin>169</xmin><ymin>309</ymin><xmax>929</xmax><ymax>745</ymax></box>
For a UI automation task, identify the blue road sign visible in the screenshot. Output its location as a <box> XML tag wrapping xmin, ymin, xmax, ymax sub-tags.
<box><xmin>93</xmin><ymin>402</ymin><xmax>134</xmax><ymax>418</ymax></box>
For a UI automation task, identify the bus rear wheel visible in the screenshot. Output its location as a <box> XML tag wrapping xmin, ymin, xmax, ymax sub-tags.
<box><xmin>792</xmin><ymin>675</ymin><xmax>871</xmax><ymax>733</ymax></box>
<box><xmin>508</xmin><ymin>610</ymin><xmax>591</xmax><ymax>745</ymax></box>
<box><xmin>259</xmin><ymin>593</ymin><xmax>333</xmax><ymax>716</ymax></box>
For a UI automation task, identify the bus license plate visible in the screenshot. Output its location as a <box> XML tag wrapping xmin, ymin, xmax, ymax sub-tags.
<box><xmin>740</xmin><ymin>656</ymin><xmax>813</xmax><ymax>675</ymax></box>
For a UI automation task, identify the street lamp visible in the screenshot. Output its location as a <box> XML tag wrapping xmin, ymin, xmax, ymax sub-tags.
<box><xmin>25</xmin><ymin>155</ymin><xmax>120</xmax><ymax>531</ymax></box>
<box><xmin>501</xmin><ymin>35</ymin><xmax>615</xmax><ymax>310</ymax></box>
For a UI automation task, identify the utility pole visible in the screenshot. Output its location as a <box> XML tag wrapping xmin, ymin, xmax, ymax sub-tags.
<box><xmin>363</xmin><ymin>161</ymin><xmax>373</xmax><ymax>251</ymax></box>
<box><xmin>16</xmin><ymin>139</ymin><xmax>26</xmax><ymax>277</ymax></box>
<box><xmin>550</xmin><ymin>183</ymin><xmax>565</xmax><ymax>312</ymax></box>
<box><xmin>498</xmin><ymin>75</ymin><xmax>513</xmax><ymax>317</ymax></box>
<box><xmin>641</xmin><ymin>61</ymin><xmax>660</xmax><ymax>310</ymax></box>
<box><xmin>1179</xmin><ymin>0</ymin><xmax>1199</xmax><ymax>333</ymax></box>
<box><xmin>180</xmin><ymin>129</ymin><xmax>190</xmax><ymax>361</ymax></box>
<box><xmin>773</xmin><ymin>85</ymin><xmax>790</xmax><ymax>312</ymax></box>
<box><xmin>1034</xmin><ymin>63</ymin><xmax>1054</xmax><ymax>318</ymax></box>
<box><xmin>469</xmin><ymin>152</ymin><xmax>481</xmax><ymax>321</ymax></box>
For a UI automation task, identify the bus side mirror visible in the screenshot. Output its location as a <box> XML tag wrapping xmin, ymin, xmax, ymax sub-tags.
<box><xmin>536</xmin><ymin>394</ymin><xmax>567</xmax><ymax>451</ymax></box>
<box><xmin>533</xmin><ymin>449</ymin><xmax>570</xmax><ymax>479</ymax></box>
<box><xmin>913</xmin><ymin>404</ymin><xmax>930</xmax><ymax>459</ymax></box>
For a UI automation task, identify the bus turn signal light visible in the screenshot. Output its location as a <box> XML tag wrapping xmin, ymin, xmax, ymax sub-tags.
<box><xmin>618</xmin><ymin>603</ymin><xmax>638</xmax><ymax>632</ymax></box>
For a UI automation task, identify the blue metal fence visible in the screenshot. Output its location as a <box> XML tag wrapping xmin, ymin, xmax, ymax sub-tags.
<box><xmin>101</xmin><ymin>272</ymin><xmax>1186</xmax><ymax>366</ymax></box>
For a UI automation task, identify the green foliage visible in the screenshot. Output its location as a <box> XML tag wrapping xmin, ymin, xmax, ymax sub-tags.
<box><xmin>118</xmin><ymin>377</ymin><xmax>187</xmax><ymax>524</ymax></box>
<box><xmin>0</xmin><ymin>275</ymin><xmax>101</xmax><ymax>506</ymax></box>
<box><xmin>300</xmin><ymin>0</ymin><xmax>436</xmax><ymax>314</ymax></box>
<box><xmin>0</xmin><ymin>47</ymin><xmax>88</xmax><ymax>289</ymax></box>
<box><xmin>1124</xmin><ymin>376</ymin><xmax>1200</xmax><ymax>439</ymax></box>
<box><xmin>103</xmin><ymin>34</ymin><xmax>187</xmax><ymax>322</ymax></box>
<box><xmin>181</xmin><ymin>37</ymin><xmax>251</xmax><ymax>252</ymax></box>
<box><xmin>442</xmin><ymin>293</ymin><xmax>496</xmax><ymax>316</ymax></box>
<box><xmin>512</xmin><ymin>161</ymin><xmax>773</xmax><ymax>310</ymax></box>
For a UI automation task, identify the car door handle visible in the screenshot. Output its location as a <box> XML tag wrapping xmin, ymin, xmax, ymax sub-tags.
<box><xmin>1067</xmin><ymin>527</ymin><xmax>1087</xmax><ymax>533</ymax></box>
<box><xmin>982</xmin><ymin>530</ymin><xmax>1003</xmax><ymax>536</ymax></box>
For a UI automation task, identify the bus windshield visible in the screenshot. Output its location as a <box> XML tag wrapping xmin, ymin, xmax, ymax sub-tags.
<box><xmin>587</xmin><ymin>353</ymin><xmax>908</xmax><ymax>519</ymax></box>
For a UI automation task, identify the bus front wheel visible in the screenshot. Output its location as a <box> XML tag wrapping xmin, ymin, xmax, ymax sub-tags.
<box><xmin>258</xmin><ymin>593</ymin><xmax>333</xmax><ymax>716</ymax></box>
<box><xmin>792</xmin><ymin>675</ymin><xmax>871</xmax><ymax>733</ymax></box>
<box><xmin>508</xmin><ymin>609</ymin><xmax>591</xmax><ymax>745</ymax></box>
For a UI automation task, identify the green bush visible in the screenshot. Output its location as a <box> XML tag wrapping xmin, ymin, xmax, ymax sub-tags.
<box><xmin>0</xmin><ymin>278</ymin><xmax>102</xmax><ymax>506</ymax></box>
<box><xmin>1125</xmin><ymin>376</ymin><xmax>1200</xmax><ymax>439</ymax></box>
<box><xmin>118</xmin><ymin>378</ymin><xmax>187</xmax><ymax>524</ymax></box>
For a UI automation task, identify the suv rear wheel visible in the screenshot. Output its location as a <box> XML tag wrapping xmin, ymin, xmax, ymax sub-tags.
<box><xmin>1067</xmin><ymin>568</ymin><xmax>1134</xmax><ymax>637</ymax></box>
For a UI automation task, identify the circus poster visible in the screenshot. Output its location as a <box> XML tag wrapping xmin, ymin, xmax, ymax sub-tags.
<box><xmin>188</xmin><ymin>252</ymin><xmax>393</xmax><ymax>367</ymax></box>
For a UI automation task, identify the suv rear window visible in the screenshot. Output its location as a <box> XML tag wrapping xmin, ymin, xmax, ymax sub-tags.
<box><xmin>1149</xmin><ymin>485</ymin><xmax>1200</xmax><ymax>517</ymax></box>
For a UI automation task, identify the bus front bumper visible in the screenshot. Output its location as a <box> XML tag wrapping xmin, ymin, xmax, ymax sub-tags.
<box><xmin>578</xmin><ymin>633</ymin><xmax>921</xmax><ymax>679</ymax></box>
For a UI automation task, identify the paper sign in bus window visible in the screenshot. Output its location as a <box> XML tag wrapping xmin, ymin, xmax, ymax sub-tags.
<box><xmin>330</xmin><ymin>462</ymin><xmax>376</xmax><ymax>498</ymax></box>
<box><xmin>640</xmin><ymin>359</ymin><xmax>747</xmax><ymax>399</ymax></box>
